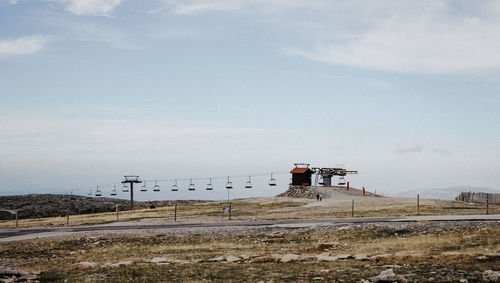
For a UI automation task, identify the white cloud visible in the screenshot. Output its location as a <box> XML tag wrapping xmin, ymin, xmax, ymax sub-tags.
<box><xmin>0</xmin><ymin>35</ymin><xmax>50</xmax><ymax>57</ymax></box>
<box><xmin>65</xmin><ymin>0</ymin><xmax>122</xmax><ymax>16</ymax></box>
<box><xmin>159</xmin><ymin>0</ymin><xmax>500</xmax><ymax>75</ymax></box>
<box><xmin>6</xmin><ymin>0</ymin><xmax>123</xmax><ymax>16</ymax></box>
<box><xmin>395</xmin><ymin>143</ymin><xmax>423</xmax><ymax>154</ymax></box>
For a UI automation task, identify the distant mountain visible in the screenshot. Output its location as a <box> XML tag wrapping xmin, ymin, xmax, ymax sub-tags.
<box><xmin>389</xmin><ymin>186</ymin><xmax>500</xmax><ymax>200</ymax></box>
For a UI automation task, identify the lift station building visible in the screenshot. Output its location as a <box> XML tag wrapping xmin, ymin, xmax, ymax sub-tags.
<box><xmin>290</xmin><ymin>164</ymin><xmax>313</xmax><ymax>186</ymax></box>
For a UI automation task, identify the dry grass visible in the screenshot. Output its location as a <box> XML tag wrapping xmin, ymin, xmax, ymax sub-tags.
<box><xmin>0</xmin><ymin>197</ymin><xmax>498</xmax><ymax>229</ymax></box>
<box><xmin>1</xmin><ymin>222</ymin><xmax>499</xmax><ymax>282</ymax></box>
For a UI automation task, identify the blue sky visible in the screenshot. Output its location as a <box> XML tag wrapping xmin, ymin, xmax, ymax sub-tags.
<box><xmin>1</xmin><ymin>0</ymin><xmax>499</xmax><ymax>200</ymax></box>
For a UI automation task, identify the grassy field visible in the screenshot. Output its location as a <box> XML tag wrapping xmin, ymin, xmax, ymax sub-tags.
<box><xmin>0</xmin><ymin>197</ymin><xmax>498</xmax><ymax>229</ymax></box>
<box><xmin>1</xmin><ymin>221</ymin><xmax>498</xmax><ymax>282</ymax></box>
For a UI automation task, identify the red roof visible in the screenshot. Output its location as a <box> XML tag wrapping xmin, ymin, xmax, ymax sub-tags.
<box><xmin>290</xmin><ymin>167</ymin><xmax>311</xmax><ymax>174</ymax></box>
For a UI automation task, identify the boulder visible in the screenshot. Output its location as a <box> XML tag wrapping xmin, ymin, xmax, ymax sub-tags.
<box><xmin>316</xmin><ymin>254</ymin><xmax>337</xmax><ymax>262</ymax></box>
<box><xmin>483</xmin><ymin>270</ymin><xmax>500</xmax><ymax>282</ymax></box>
<box><xmin>280</xmin><ymin>254</ymin><xmax>300</xmax><ymax>263</ymax></box>
<box><xmin>354</xmin><ymin>254</ymin><xmax>368</xmax><ymax>260</ymax></box>
<box><xmin>225</xmin><ymin>255</ymin><xmax>241</xmax><ymax>263</ymax></box>
<box><xmin>207</xmin><ymin>256</ymin><xmax>225</xmax><ymax>262</ymax></box>
<box><xmin>369</xmin><ymin>269</ymin><xmax>407</xmax><ymax>283</ymax></box>
<box><xmin>251</xmin><ymin>256</ymin><xmax>278</xmax><ymax>263</ymax></box>
<box><xmin>76</xmin><ymin>261</ymin><xmax>98</xmax><ymax>269</ymax></box>
<box><xmin>150</xmin><ymin>257</ymin><xmax>167</xmax><ymax>264</ymax></box>
<box><xmin>371</xmin><ymin>254</ymin><xmax>392</xmax><ymax>260</ymax></box>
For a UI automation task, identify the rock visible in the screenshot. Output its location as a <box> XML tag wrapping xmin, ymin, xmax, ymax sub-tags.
<box><xmin>354</xmin><ymin>254</ymin><xmax>368</xmax><ymax>260</ymax></box>
<box><xmin>369</xmin><ymin>269</ymin><xmax>407</xmax><ymax>283</ymax></box>
<box><xmin>336</xmin><ymin>254</ymin><xmax>352</xmax><ymax>260</ymax></box>
<box><xmin>441</xmin><ymin>251</ymin><xmax>463</xmax><ymax>256</ymax></box>
<box><xmin>312</xmin><ymin>277</ymin><xmax>323</xmax><ymax>280</ymax></box>
<box><xmin>150</xmin><ymin>257</ymin><xmax>167</xmax><ymax>264</ymax></box>
<box><xmin>225</xmin><ymin>255</ymin><xmax>241</xmax><ymax>263</ymax></box>
<box><xmin>69</xmin><ymin>251</ymin><xmax>76</xmax><ymax>255</ymax></box>
<box><xmin>314</xmin><ymin>242</ymin><xmax>341</xmax><ymax>250</ymax></box>
<box><xmin>280</xmin><ymin>254</ymin><xmax>300</xmax><ymax>263</ymax></box>
<box><xmin>476</xmin><ymin>256</ymin><xmax>487</xmax><ymax>260</ymax></box>
<box><xmin>239</xmin><ymin>254</ymin><xmax>250</xmax><ymax>260</ymax></box>
<box><xmin>166</xmin><ymin>259</ymin><xmax>190</xmax><ymax>264</ymax></box>
<box><xmin>485</xmin><ymin>253</ymin><xmax>500</xmax><ymax>258</ymax></box>
<box><xmin>251</xmin><ymin>256</ymin><xmax>278</xmax><ymax>263</ymax></box>
<box><xmin>76</xmin><ymin>261</ymin><xmax>98</xmax><ymax>269</ymax></box>
<box><xmin>459</xmin><ymin>279</ymin><xmax>468</xmax><ymax>283</ymax></box>
<box><xmin>266</xmin><ymin>231</ymin><xmax>284</xmax><ymax>238</ymax></box>
<box><xmin>208</xmin><ymin>256</ymin><xmax>225</xmax><ymax>262</ymax></box>
<box><xmin>371</xmin><ymin>253</ymin><xmax>392</xmax><ymax>260</ymax></box>
<box><xmin>316</xmin><ymin>254</ymin><xmax>337</xmax><ymax>262</ymax></box>
<box><xmin>483</xmin><ymin>270</ymin><xmax>500</xmax><ymax>282</ymax></box>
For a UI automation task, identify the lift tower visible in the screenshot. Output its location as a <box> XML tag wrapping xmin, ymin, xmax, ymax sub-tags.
<box><xmin>122</xmin><ymin>176</ymin><xmax>142</xmax><ymax>210</ymax></box>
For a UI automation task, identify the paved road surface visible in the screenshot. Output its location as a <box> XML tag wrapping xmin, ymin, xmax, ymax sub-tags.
<box><xmin>1</xmin><ymin>215</ymin><xmax>499</xmax><ymax>242</ymax></box>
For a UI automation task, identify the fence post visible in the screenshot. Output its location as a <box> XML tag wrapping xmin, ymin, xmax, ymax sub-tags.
<box><xmin>346</xmin><ymin>182</ymin><xmax>349</xmax><ymax>191</ymax></box>
<box><xmin>486</xmin><ymin>194</ymin><xmax>489</xmax><ymax>215</ymax></box>
<box><xmin>174</xmin><ymin>202</ymin><xmax>177</xmax><ymax>222</ymax></box>
<box><xmin>15</xmin><ymin>213</ymin><xmax>18</xmax><ymax>228</ymax></box>
<box><xmin>362</xmin><ymin>187</ymin><xmax>366</xmax><ymax>196</ymax></box>
<box><xmin>229</xmin><ymin>202</ymin><xmax>232</xmax><ymax>220</ymax></box>
<box><xmin>417</xmin><ymin>194</ymin><xmax>420</xmax><ymax>215</ymax></box>
<box><xmin>351</xmin><ymin>200</ymin><xmax>354</xmax><ymax>217</ymax></box>
<box><xmin>66</xmin><ymin>214</ymin><xmax>69</xmax><ymax>226</ymax></box>
<box><xmin>116</xmin><ymin>205</ymin><xmax>119</xmax><ymax>221</ymax></box>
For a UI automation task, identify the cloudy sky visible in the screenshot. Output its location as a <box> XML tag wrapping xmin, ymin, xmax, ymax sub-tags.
<box><xmin>1</xmin><ymin>0</ymin><xmax>499</xmax><ymax>199</ymax></box>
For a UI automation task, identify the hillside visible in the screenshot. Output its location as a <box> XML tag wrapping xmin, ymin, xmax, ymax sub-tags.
<box><xmin>389</xmin><ymin>186</ymin><xmax>500</xmax><ymax>200</ymax></box>
<box><xmin>0</xmin><ymin>194</ymin><xmax>204</xmax><ymax>220</ymax></box>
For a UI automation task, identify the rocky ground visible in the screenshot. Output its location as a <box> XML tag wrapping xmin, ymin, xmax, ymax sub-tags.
<box><xmin>1</xmin><ymin>220</ymin><xmax>499</xmax><ymax>282</ymax></box>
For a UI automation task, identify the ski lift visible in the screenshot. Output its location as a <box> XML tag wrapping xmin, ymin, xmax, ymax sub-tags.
<box><xmin>122</xmin><ymin>183</ymin><xmax>129</xmax><ymax>193</ymax></box>
<box><xmin>95</xmin><ymin>186</ymin><xmax>102</xmax><ymax>197</ymax></box>
<box><xmin>188</xmin><ymin>178</ymin><xmax>195</xmax><ymax>191</ymax></box>
<box><xmin>111</xmin><ymin>185</ymin><xmax>117</xmax><ymax>196</ymax></box>
<box><xmin>141</xmin><ymin>181</ymin><xmax>147</xmax><ymax>192</ymax></box>
<box><xmin>153</xmin><ymin>180</ymin><xmax>160</xmax><ymax>192</ymax></box>
<box><xmin>269</xmin><ymin>173</ymin><xmax>277</xmax><ymax>187</ymax></box>
<box><xmin>245</xmin><ymin>176</ymin><xmax>252</xmax><ymax>189</ymax></box>
<box><xmin>318</xmin><ymin>176</ymin><xmax>324</xmax><ymax>186</ymax></box>
<box><xmin>171</xmin><ymin>180</ymin><xmax>179</xmax><ymax>192</ymax></box>
<box><xmin>206</xmin><ymin>178</ymin><xmax>213</xmax><ymax>191</ymax></box>
<box><xmin>338</xmin><ymin>176</ymin><xmax>346</xmax><ymax>186</ymax></box>
<box><xmin>225</xmin><ymin>176</ymin><xmax>233</xmax><ymax>189</ymax></box>
<box><xmin>88</xmin><ymin>188</ymin><xmax>92</xmax><ymax>196</ymax></box>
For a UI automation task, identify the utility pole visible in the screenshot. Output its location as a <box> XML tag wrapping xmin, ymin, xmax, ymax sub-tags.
<box><xmin>122</xmin><ymin>176</ymin><xmax>142</xmax><ymax>211</ymax></box>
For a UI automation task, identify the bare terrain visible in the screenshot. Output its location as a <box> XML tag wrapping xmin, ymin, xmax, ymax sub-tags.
<box><xmin>0</xmin><ymin>187</ymin><xmax>499</xmax><ymax>282</ymax></box>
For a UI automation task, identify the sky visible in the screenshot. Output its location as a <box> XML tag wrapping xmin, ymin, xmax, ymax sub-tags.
<box><xmin>1</xmin><ymin>0</ymin><xmax>499</xmax><ymax>200</ymax></box>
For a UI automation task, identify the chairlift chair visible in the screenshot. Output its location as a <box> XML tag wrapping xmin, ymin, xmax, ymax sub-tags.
<box><xmin>122</xmin><ymin>184</ymin><xmax>129</xmax><ymax>193</ymax></box>
<box><xmin>171</xmin><ymin>180</ymin><xmax>179</xmax><ymax>192</ymax></box>
<box><xmin>188</xmin><ymin>178</ymin><xmax>196</xmax><ymax>191</ymax></box>
<box><xmin>269</xmin><ymin>173</ymin><xmax>277</xmax><ymax>187</ymax></box>
<box><xmin>95</xmin><ymin>186</ymin><xmax>102</xmax><ymax>197</ymax></box>
<box><xmin>318</xmin><ymin>176</ymin><xmax>324</xmax><ymax>186</ymax></box>
<box><xmin>140</xmin><ymin>181</ymin><xmax>147</xmax><ymax>192</ymax></box>
<box><xmin>338</xmin><ymin>177</ymin><xmax>346</xmax><ymax>186</ymax></box>
<box><xmin>225</xmin><ymin>176</ymin><xmax>233</xmax><ymax>189</ymax></box>
<box><xmin>111</xmin><ymin>185</ymin><xmax>117</xmax><ymax>196</ymax></box>
<box><xmin>153</xmin><ymin>180</ymin><xmax>160</xmax><ymax>192</ymax></box>
<box><xmin>206</xmin><ymin>178</ymin><xmax>213</xmax><ymax>191</ymax></box>
<box><xmin>245</xmin><ymin>176</ymin><xmax>252</xmax><ymax>189</ymax></box>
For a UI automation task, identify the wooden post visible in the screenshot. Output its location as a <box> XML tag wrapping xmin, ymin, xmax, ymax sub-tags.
<box><xmin>346</xmin><ymin>182</ymin><xmax>349</xmax><ymax>191</ymax></box>
<box><xmin>351</xmin><ymin>200</ymin><xmax>354</xmax><ymax>217</ymax></box>
<box><xmin>15</xmin><ymin>213</ymin><xmax>18</xmax><ymax>228</ymax></box>
<box><xmin>174</xmin><ymin>202</ymin><xmax>177</xmax><ymax>222</ymax></box>
<box><xmin>66</xmin><ymin>214</ymin><xmax>69</xmax><ymax>226</ymax></box>
<box><xmin>362</xmin><ymin>187</ymin><xmax>366</xmax><ymax>196</ymax></box>
<box><xmin>116</xmin><ymin>205</ymin><xmax>119</xmax><ymax>221</ymax></box>
<box><xmin>229</xmin><ymin>202</ymin><xmax>232</xmax><ymax>220</ymax></box>
<box><xmin>486</xmin><ymin>194</ymin><xmax>489</xmax><ymax>215</ymax></box>
<box><xmin>417</xmin><ymin>194</ymin><xmax>420</xmax><ymax>215</ymax></box>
